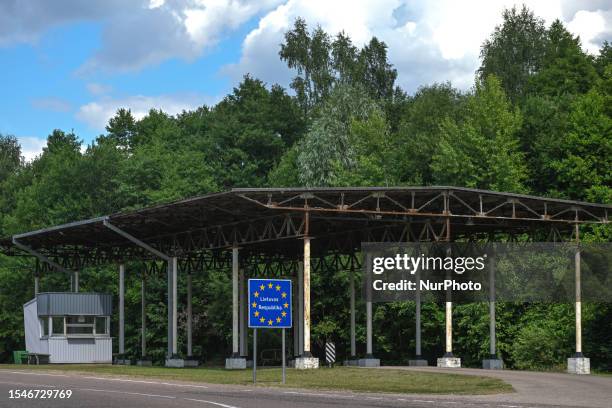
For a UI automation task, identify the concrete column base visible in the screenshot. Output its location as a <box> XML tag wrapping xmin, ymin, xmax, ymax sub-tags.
<box><xmin>408</xmin><ymin>359</ymin><xmax>428</xmax><ymax>366</ymax></box>
<box><xmin>184</xmin><ymin>358</ymin><xmax>200</xmax><ymax>367</ymax></box>
<box><xmin>567</xmin><ymin>357</ymin><xmax>590</xmax><ymax>375</ymax></box>
<box><xmin>358</xmin><ymin>358</ymin><xmax>380</xmax><ymax>367</ymax></box>
<box><xmin>136</xmin><ymin>359</ymin><xmax>152</xmax><ymax>366</ymax></box>
<box><xmin>482</xmin><ymin>359</ymin><xmax>504</xmax><ymax>370</ymax></box>
<box><xmin>165</xmin><ymin>358</ymin><xmax>185</xmax><ymax>368</ymax></box>
<box><xmin>294</xmin><ymin>357</ymin><xmax>320</xmax><ymax>369</ymax></box>
<box><xmin>116</xmin><ymin>358</ymin><xmax>131</xmax><ymax>365</ymax></box>
<box><xmin>437</xmin><ymin>357</ymin><xmax>461</xmax><ymax>368</ymax></box>
<box><xmin>343</xmin><ymin>359</ymin><xmax>359</xmax><ymax>366</ymax></box>
<box><xmin>225</xmin><ymin>357</ymin><xmax>246</xmax><ymax>369</ymax></box>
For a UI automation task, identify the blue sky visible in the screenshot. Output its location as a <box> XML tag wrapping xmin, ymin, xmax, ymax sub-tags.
<box><xmin>1</xmin><ymin>0</ymin><xmax>609</xmax><ymax>160</ymax></box>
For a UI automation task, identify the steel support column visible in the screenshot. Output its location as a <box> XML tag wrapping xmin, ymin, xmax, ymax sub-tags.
<box><xmin>567</xmin><ymin>223</ymin><xmax>589</xmax><ymax>374</ymax></box>
<box><xmin>303</xmin><ymin>236</ymin><xmax>312</xmax><ymax>357</ymax></box>
<box><xmin>102</xmin><ymin>219</ymin><xmax>176</xmax><ymax>362</ymax></box>
<box><xmin>489</xmin><ymin>251</ymin><xmax>496</xmax><ymax>358</ymax></box>
<box><xmin>298</xmin><ymin>261</ymin><xmax>304</xmax><ymax>355</ymax></box>
<box><xmin>119</xmin><ymin>264</ymin><xmax>125</xmax><ymax>355</ymax></box>
<box><xmin>34</xmin><ymin>273</ymin><xmax>39</xmax><ymax>296</ymax></box>
<box><xmin>239</xmin><ymin>268</ymin><xmax>247</xmax><ymax>357</ymax></box>
<box><xmin>365</xmin><ymin>252</ymin><xmax>373</xmax><ymax>358</ymax></box>
<box><xmin>141</xmin><ymin>273</ymin><xmax>147</xmax><ymax>358</ymax></box>
<box><xmin>232</xmin><ymin>247</ymin><xmax>239</xmax><ymax>357</ymax></box>
<box><xmin>350</xmin><ymin>268</ymin><xmax>356</xmax><ymax>358</ymax></box>
<box><xmin>415</xmin><ymin>267</ymin><xmax>422</xmax><ymax>358</ymax></box>
<box><xmin>187</xmin><ymin>271</ymin><xmax>193</xmax><ymax>358</ymax></box>
<box><xmin>170</xmin><ymin>257</ymin><xmax>178</xmax><ymax>357</ymax></box>
<box><xmin>575</xmin><ymin>224</ymin><xmax>582</xmax><ymax>356</ymax></box>
<box><xmin>293</xmin><ymin>275</ymin><xmax>299</xmax><ymax>356</ymax></box>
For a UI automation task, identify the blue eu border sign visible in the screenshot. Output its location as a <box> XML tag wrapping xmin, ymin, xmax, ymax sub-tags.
<box><xmin>248</xmin><ymin>278</ymin><xmax>292</xmax><ymax>385</ymax></box>
<box><xmin>248</xmin><ymin>279</ymin><xmax>292</xmax><ymax>329</ymax></box>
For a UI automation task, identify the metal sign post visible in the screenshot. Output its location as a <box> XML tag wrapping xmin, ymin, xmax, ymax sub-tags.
<box><xmin>282</xmin><ymin>328</ymin><xmax>286</xmax><ymax>384</ymax></box>
<box><xmin>253</xmin><ymin>328</ymin><xmax>257</xmax><ymax>384</ymax></box>
<box><xmin>248</xmin><ymin>278</ymin><xmax>292</xmax><ymax>385</ymax></box>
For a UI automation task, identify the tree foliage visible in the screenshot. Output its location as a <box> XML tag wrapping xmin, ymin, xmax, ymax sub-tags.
<box><xmin>478</xmin><ymin>5</ymin><xmax>547</xmax><ymax>103</ymax></box>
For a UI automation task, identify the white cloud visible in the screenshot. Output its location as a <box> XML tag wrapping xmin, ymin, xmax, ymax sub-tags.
<box><xmin>75</xmin><ymin>93</ymin><xmax>216</xmax><ymax>131</ymax></box>
<box><xmin>225</xmin><ymin>0</ymin><xmax>612</xmax><ymax>93</ymax></box>
<box><xmin>18</xmin><ymin>136</ymin><xmax>47</xmax><ymax>162</ymax></box>
<box><xmin>1</xmin><ymin>1</ymin><xmax>282</xmax><ymax>72</ymax></box>
<box><xmin>80</xmin><ymin>0</ymin><xmax>284</xmax><ymax>73</ymax></box>
<box><xmin>567</xmin><ymin>9</ymin><xmax>610</xmax><ymax>54</ymax></box>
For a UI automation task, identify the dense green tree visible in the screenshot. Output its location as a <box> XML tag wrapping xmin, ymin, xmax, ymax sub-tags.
<box><xmin>594</xmin><ymin>41</ymin><xmax>612</xmax><ymax>77</ymax></box>
<box><xmin>296</xmin><ymin>83</ymin><xmax>385</xmax><ymax>186</ymax></box>
<box><xmin>0</xmin><ymin>134</ymin><xmax>22</xmax><ymax>182</ymax></box>
<box><xmin>280</xmin><ymin>18</ymin><xmax>397</xmax><ymax>115</ymax></box>
<box><xmin>431</xmin><ymin>76</ymin><xmax>527</xmax><ymax>192</ymax></box>
<box><xmin>518</xmin><ymin>95</ymin><xmax>571</xmax><ymax>195</ymax></box>
<box><xmin>106</xmin><ymin>108</ymin><xmax>137</xmax><ymax>149</ymax></box>
<box><xmin>280</xmin><ymin>18</ymin><xmax>334</xmax><ymax>114</ymax></box>
<box><xmin>550</xmin><ymin>77</ymin><xmax>612</xmax><ymax>202</ymax></box>
<box><xmin>478</xmin><ymin>5</ymin><xmax>547</xmax><ymax>103</ymax></box>
<box><xmin>393</xmin><ymin>83</ymin><xmax>464</xmax><ymax>185</ymax></box>
<box><xmin>527</xmin><ymin>20</ymin><xmax>599</xmax><ymax>97</ymax></box>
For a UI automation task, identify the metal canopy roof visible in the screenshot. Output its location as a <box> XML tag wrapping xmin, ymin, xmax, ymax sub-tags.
<box><xmin>1</xmin><ymin>186</ymin><xmax>609</xmax><ymax>267</ymax></box>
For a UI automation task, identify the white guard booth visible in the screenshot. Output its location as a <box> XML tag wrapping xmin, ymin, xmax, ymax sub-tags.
<box><xmin>23</xmin><ymin>292</ymin><xmax>113</xmax><ymax>363</ymax></box>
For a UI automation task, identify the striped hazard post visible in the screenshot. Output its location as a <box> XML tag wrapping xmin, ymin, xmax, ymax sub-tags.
<box><xmin>325</xmin><ymin>342</ymin><xmax>336</xmax><ymax>367</ymax></box>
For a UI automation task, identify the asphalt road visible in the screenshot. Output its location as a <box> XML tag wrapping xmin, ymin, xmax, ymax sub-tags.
<box><xmin>0</xmin><ymin>368</ymin><xmax>607</xmax><ymax>408</ymax></box>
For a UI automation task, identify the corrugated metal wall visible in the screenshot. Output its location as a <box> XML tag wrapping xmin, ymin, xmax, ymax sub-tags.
<box><xmin>23</xmin><ymin>299</ymin><xmax>48</xmax><ymax>354</ymax></box>
<box><xmin>48</xmin><ymin>338</ymin><xmax>112</xmax><ymax>363</ymax></box>
<box><xmin>36</xmin><ymin>293</ymin><xmax>113</xmax><ymax>316</ymax></box>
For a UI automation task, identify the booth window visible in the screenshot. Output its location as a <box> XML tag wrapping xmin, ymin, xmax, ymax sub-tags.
<box><xmin>65</xmin><ymin>315</ymin><xmax>95</xmax><ymax>336</ymax></box>
<box><xmin>95</xmin><ymin>317</ymin><xmax>108</xmax><ymax>335</ymax></box>
<box><xmin>51</xmin><ymin>317</ymin><xmax>65</xmax><ymax>336</ymax></box>
<box><xmin>39</xmin><ymin>317</ymin><xmax>49</xmax><ymax>337</ymax></box>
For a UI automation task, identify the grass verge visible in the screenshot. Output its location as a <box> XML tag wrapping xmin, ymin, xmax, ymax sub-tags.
<box><xmin>0</xmin><ymin>364</ymin><xmax>513</xmax><ymax>395</ymax></box>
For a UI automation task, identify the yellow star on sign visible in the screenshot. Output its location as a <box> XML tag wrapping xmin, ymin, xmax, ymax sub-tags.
<box><xmin>276</xmin><ymin>317</ymin><xmax>282</xmax><ymax>323</ymax></box>
<box><xmin>254</xmin><ymin>291</ymin><xmax>259</xmax><ymax>297</ymax></box>
<box><xmin>283</xmin><ymin>302</ymin><xmax>289</xmax><ymax>308</ymax></box>
<box><xmin>281</xmin><ymin>292</ymin><xmax>287</xmax><ymax>298</ymax></box>
<box><xmin>260</xmin><ymin>284</ymin><xmax>265</xmax><ymax>290</ymax></box>
<box><xmin>251</xmin><ymin>302</ymin><xmax>257</xmax><ymax>308</ymax></box>
<box><xmin>260</xmin><ymin>317</ymin><xmax>265</xmax><ymax>323</ymax></box>
<box><xmin>268</xmin><ymin>282</ymin><xmax>273</xmax><ymax>288</ymax></box>
<box><xmin>281</xmin><ymin>311</ymin><xmax>286</xmax><ymax>317</ymax></box>
<box><xmin>254</xmin><ymin>311</ymin><xmax>259</xmax><ymax>317</ymax></box>
<box><xmin>275</xmin><ymin>285</ymin><xmax>281</xmax><ymax>291</ymax></box>
<box><xmin>268</xmin><ymin>319</ymin><xmax>273</xmax><ymax>326</ymax></box>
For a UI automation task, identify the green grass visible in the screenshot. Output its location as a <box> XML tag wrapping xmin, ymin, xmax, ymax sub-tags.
<box><xmin>0</xmin><ymin>364</ymin><xmax>513</xmax><ymax>395</ymax></box>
